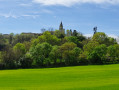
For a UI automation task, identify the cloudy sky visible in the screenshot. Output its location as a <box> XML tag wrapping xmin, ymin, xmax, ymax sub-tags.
<box><xmin>0</xmin><ymin>0</ymin><xmax>119</xmax><ymax>37</ymax></box>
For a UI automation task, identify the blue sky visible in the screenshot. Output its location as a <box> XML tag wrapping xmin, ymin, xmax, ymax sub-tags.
<box><xmin>0</xmin><ymin>0</ymin><xmax>119</xmax><ymax>37</ymax></box>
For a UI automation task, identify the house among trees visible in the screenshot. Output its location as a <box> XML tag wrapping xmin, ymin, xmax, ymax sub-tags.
<box><xmin>3</xmin><ymin>34</ymin><xmax>9</xmax><ymax>38</ymax></box>
<box><xmin>22</xmin><ymin>32</ymin><xmax>42</xmax><ymax>36</ymax></box>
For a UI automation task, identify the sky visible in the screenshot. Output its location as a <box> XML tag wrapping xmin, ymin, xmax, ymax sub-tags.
<box><xmin>0</xmin><ymin>0</ymin><xmax>119</xmax><ymax>38</ymax></box>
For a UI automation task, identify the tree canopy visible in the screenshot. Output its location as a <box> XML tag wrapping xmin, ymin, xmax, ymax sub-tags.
<box><xmin>0</xmin><ymin>30</ymin><xmax>119</xmax><ymax>69</ymax></box>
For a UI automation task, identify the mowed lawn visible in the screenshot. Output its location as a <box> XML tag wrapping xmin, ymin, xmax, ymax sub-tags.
<box><xmin>0</xmin><ymin>64</ymin><xmax>119</xmax><ymax>90</ymax></box>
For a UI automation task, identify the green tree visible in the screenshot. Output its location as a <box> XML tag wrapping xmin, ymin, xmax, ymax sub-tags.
<box><xmin>114</xmin><ymin>44</ymin><xmax>119</xmax><ymax>58</ymax></box>
<box><xmin>38</xmin><ymin>31</ymin><xmax>61</xmax><ymax>45</ymax></box>
<box><xmin>13</xmin><ymin>43</ymin><xmax>26</xmax><ymax>66</ymax></box>
<box><xmin>66</xmin><ymin>36</ymin><xmax>83</xmax><ymax>48</ymax></box>
<box><xmin>49</xmin><ymin>46</ymin><xmax>60</xmax><ymax>65</ymax></box>
<box><xmin>107</xmin><ymin>44</ymin><xmax>119</xmax><ymax>63</ymax></box>
<box><xmin>77</xmin><ymin>33</ymin><xmax>86</xmax><ymax>42</ymax></box>
<box><xmin>73</xmin><ymin>30</ymin><xmax>78</xmax><ymax>36</ymax></box>
<box><xmin>79</xmin><ymin>53</ymin><xmax>88</xmax><ymax>65</ymax></box>
<box><xmin>20</xmin><ymin>53</ymin><xmax>33</xmax><ymax>68</ymax></box>
<box><xmin>54</xmin><ymin>30</ymin><xmax>61</xmax><ymax>38</ymax></box>
<box><xmin>88</xmin><ymin>44</ymin><xmax>107</xmax><ymax>64</ymax></box>
<box><xmin>0</xmin><ymin>34</ymin><xmax>6</xmax><ymax>50</ymax></box>
<box><xmin>107</xmin><ymin>37</ymin><xmax>117</xmax><ymax>45</ymax></box>
<box><xmin>83</xmin><ymin>41</ymin><xmax>99</xmax><ymax>55</ymax></box>
<box><xmin>2</xmin><ymin>45</ymin><xmax>15</xmax><ymax>68</ymax></box>
<box><xmin>30</xmin><ymin>42</ymin><xmax>52</xmax><ymax>66</ymax></box>
<box><xmin>23</xmin><ymin>41</ymin><xmax>31</xmax><ymax>52</ymax></box>
<box><xmin>62</xmin><ymin>47</ymin><xmax>81</xmax><ymax>65</ymax></box>
<box><xmin>8</xmin><ymin>33</ymin><xmax>14</xmax><ymax>45</ymax></box>
<box><xmin>72</xmin><ymin>47</ymin><xmax>82</xmax><ymax>64</ymax></box>
<box><xmin>60</xmin><ymin>42</ymin><xmax>77</xmax><ymax>65</ymax></box>
<box><xmin>60</xmin><ymin>42</ymin><xmax>77</xmax><ymax>52</ymax></box>
<box><xmin>92</xmin><ymin>32</ymin><xmax>108</xmax><ymax>44</ymax></box>
<box><xmin>12</xmin><ymin>33</ymin><xmax>35</xmax><ymax>45</ymax></box>
<box><xmin>67</xmin><ymin>36</ymin><xmax>78</xmax><ymax>44</ymax></box>
<box><xmin>92</xmin><ymin>32</ymin><xmax>117</xmax><ymax>46</ymax></box>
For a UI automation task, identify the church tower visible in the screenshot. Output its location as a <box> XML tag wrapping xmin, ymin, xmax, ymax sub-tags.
<box><xmin>59</xmin><ymin>21</ymin><xmax>65</xmax><ymax>34</ymax></box>
<box><xmin>59</xmin><ymin>21</ymin><xmax>63</xmax><ymax>30</ymax></box>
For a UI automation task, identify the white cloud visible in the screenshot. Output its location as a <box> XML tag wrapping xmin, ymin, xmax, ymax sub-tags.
<box><xmin>84</xmin><ymin>33</ymin><xmax>119</xmax><ymax>43</ymax></box>
<box><xmin>32</xmin><ymin>0</ymin><xmax>119</xmax><ymax>6</ymax></box>
<box><xmin>21</xmin><ymin>14</ymin><xmax>40</xmax><ymax>19</ymax></box>
<box><xmin>0</xmin><ymin>12</ymin><xmax>40</xmax><ymax>19</ymax></box>
<box><xmin>84</xmin><ymin>33</ymin><xmax>118</xmax><ymax>38</ymax></box>
<box><xmin>116</xmin><ymin>37</ymin><xmax>119</xmax><ymax>44</ymax></box>
<box><xmin>84</xmin><ymin>34</ymin><xmax>93</xmax><ymax>37</ymax></box>
<box><xmin>108</xmin><ymin>34</ymin><xmax>119</xmax><ymax>44</ymax></box>
<box><xmin>41</xmin><ymin>9</ymin><xmax>53</xmax><ymax>14</ymax></box>
<box><xmin>108</xmin><ymin>34</ymin><xmax>118</xmax><ymax>39</ymax></box>
<box><xmin>0</xmin><ymin>13</ymin><xmax>17</xmax><ymax>18</ymax></box>
<box><xmin>20</xmin><ymin>3</ymin><xmax>32</xmax><ymax>7</ymax></box>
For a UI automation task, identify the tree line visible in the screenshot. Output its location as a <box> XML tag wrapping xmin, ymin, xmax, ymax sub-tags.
<box><xmin>0</xmin><ymin>30</ymin><xmax>118</xmax><ymax>69</ymax></box>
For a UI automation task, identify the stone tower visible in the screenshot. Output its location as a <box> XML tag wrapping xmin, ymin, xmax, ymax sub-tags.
<box><xmin>59</xmin><ymin>21</ymin><xmax>65</xmax><ymax>34</ymax></box>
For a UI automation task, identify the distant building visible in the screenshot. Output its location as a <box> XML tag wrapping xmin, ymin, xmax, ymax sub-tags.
<box><xmin>3</xmin><ymin>34</ymin><xmax>9</xmax><ymax>38</ymax></box>
<box><xmin>59</xmin><ymin>21</ymin><xmax>65</xmax><ymax>35</ymax></box>
<box><xmin>22</xmin><ymin>32</ymin><xmax>42</xmax><ymax>36</ymax></box>
<box><xmin>67</xmin><ymin>29</ymin><xmax>72</xmax><ymax>37</ymax></box>
<box><xmin>70</xmin><ymin>29</ymin><xmax>73</xmax><ymax>36</ymax></box>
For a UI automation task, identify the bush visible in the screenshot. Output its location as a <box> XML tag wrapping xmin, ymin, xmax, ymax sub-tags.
<box><xmin>0</xmin><ymin>63</ymin><xmax>5</xmax><ymax>69</ymax></box>
<box><xmin>79</xmin><ymin>54</ymin><xmax>89</xmax><ymax>65</ymax></box>
<box><xmin>20</xmin><ymin>53</ymin><xmax>33</xmax><ymax>68</ymax></box>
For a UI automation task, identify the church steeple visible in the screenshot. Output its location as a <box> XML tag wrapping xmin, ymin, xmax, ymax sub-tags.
<box><xmin>59</xmin><ymin>21</ymin><xmax>63</xmax><ymax>30</ymax></box>
<box><xmin>59</xmin><ymin>21</ymin><xmax>65</xmax><ymax>35</ymax></box>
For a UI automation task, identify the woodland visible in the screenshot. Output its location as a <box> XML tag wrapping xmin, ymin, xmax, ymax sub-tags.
<box><xmin>0</xmin><ymin>29</ymin><xmax>118</xmax><ymax>69</ymax></box>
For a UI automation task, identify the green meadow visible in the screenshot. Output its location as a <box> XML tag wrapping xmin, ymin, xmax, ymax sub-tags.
<box><xmin>0</xmin><ymin>64</ymin><xmax>119</xmax><ymax>90</ymax></box>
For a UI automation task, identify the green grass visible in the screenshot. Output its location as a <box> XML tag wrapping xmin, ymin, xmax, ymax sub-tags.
<box><xmin>0</xmin><ymin>64</ymin><xmax>119</xmax><ymax>90</ymax></box>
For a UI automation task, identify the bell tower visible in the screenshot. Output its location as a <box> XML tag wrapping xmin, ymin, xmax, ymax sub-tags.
<box><xmin>59</xmin><ymin>21</ymin><xmax>65</xmax><ymax>34</ymax></box>
<box><xmin>59</xmin><ymin>21</ymin><xmax>63</xmax><ymax>30</ymax></box>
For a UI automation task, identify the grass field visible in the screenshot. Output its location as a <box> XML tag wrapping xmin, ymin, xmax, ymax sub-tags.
<box><xmin>0</xmin><ymin>64</ymin><xmax>119</xmax><ymax>90</ymax></box>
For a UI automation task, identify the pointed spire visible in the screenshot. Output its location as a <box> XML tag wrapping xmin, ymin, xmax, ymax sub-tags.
<box><xmin>59</xmin><ymin>21</ymin><xmax>63</xmax><ymax>30</ymax></box>
<box><xmin>60</xmin><ymin>21</ymin><xmax>63</xmax><ymax>27</ymax></box>
<box><xmin>59</xmin><ymin>21</ymin><xmax>65</xmax><ymax>35</ymax></box>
